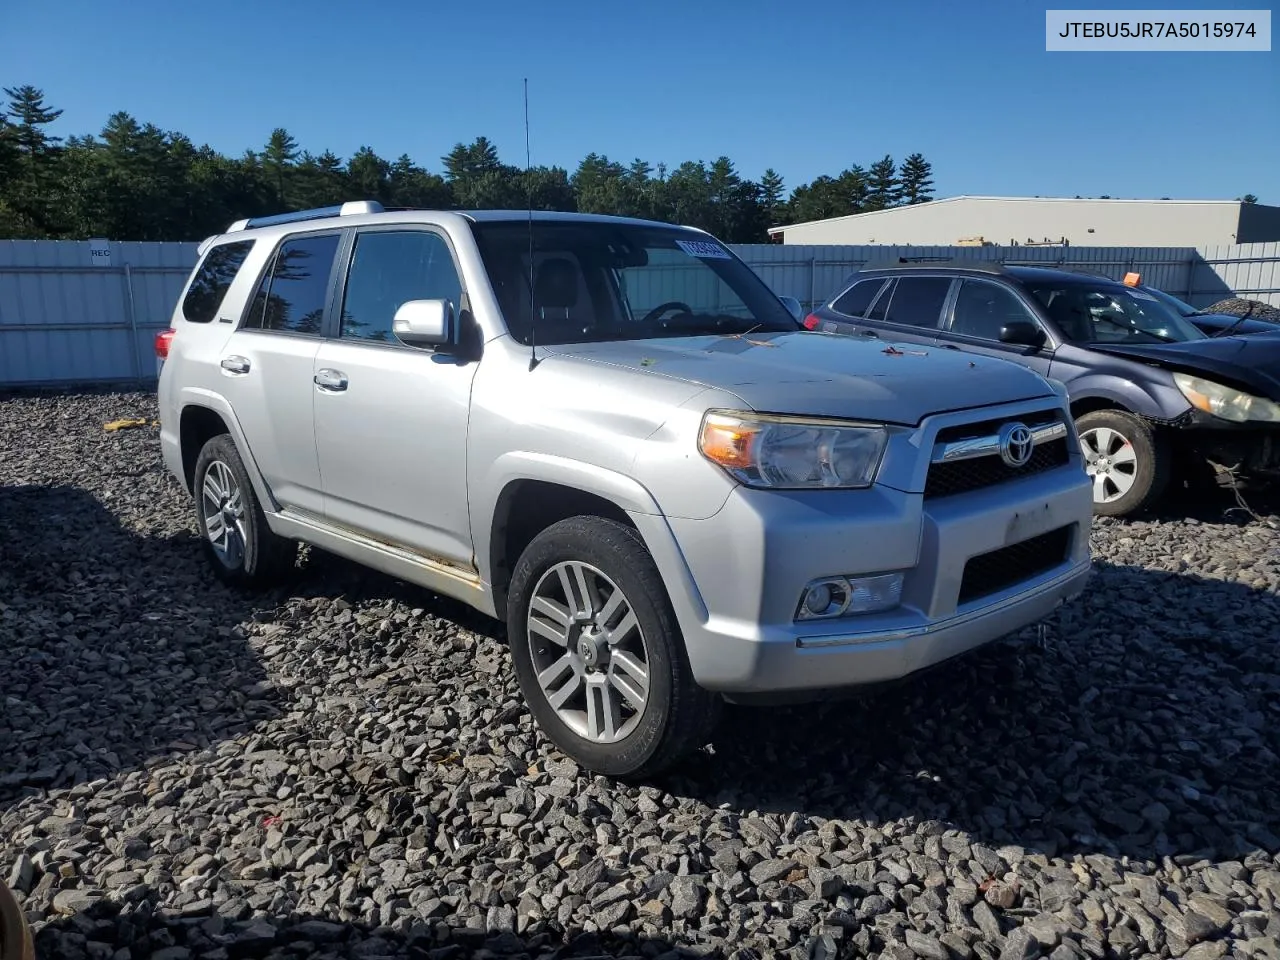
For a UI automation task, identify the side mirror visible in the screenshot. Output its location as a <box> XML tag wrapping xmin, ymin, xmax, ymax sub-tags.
<box><xmin>393</xmin><ymin>299</ymin><xmax>454</xmax><ymax>347</ymax></box>
<box><xmin>778</xmin><ymin>295</ymin><xmax>803</xmax><ymax>321</ymax></box>
<box><xmin>999</xmin><ymin>320</ymin><xmax>1047</xmax><ymax>348</ymax></box>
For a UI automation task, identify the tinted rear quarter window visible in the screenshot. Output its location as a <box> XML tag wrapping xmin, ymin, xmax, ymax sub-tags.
<box><xmin>244</xmin><ymin>233</ymin><xmax>341</xmax><ymax>335</ymax></box>
<box><xmin>867</xmin><ymin>279</ymin><xmax>896</xmax><ymax>321</ymax></box>
<box><xmin>831</xmin><ymin>278</ymin><xmax>886</xmax><ymax>317</ymax></box>
<box><xmin>882</xmin><ymin>277</ymin><xmax>953</xmax><ymax>328</ymax></box>
<box><xmin>182</xmin><ymin>240</ymin><xmax>255</xmax><ymax>323</ymax></box>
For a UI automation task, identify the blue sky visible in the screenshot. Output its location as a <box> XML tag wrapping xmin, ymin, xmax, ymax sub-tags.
<box><xmin>3</xmin><ymin>0</ymin><xmax>1276</xmax><ymax>202</ymax></box>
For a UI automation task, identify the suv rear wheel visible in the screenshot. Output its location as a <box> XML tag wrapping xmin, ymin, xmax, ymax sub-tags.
<box><xmin>193</xmin><ymin>434</ymin><xmax>297</xmax><ymax>586</ymax></box>
<box><xmin>506</xmin><ymin>516</ymin><xmax>721</xmax><ymax>780</ymax></box>
<box><xmin>1075</xmin><ymin>409</ymin><xmax>1170</xmax><ymax>517</ymax></box>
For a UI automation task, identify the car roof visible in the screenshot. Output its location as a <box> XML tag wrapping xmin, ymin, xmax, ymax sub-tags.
<box><xmin>853</xmin><ymin>260</ymin><xmax>1131</xmax><ymax>290</ymax></box>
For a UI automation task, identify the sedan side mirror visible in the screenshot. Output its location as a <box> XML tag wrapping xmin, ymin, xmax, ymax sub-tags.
<box><xmin>393</xmin><ymin>299</ymin><xmax>455</xmax><ymax>348</ymax></box>
<box><xmin>999</xmin><ymin>320</ymin><xmax>1047</xmax><ymax>348</ymax></box>
<box><xmin>778</xmin><ymin>295</ymin><xmax>804</xmax><ymax>321</ymax></box>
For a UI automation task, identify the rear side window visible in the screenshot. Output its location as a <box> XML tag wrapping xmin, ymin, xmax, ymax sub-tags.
<box><xmin>867</xmin><ymin>279</ymin><xmax>896</xmax><ymax>321</ymax></box>
<box><xmin>882</xmin><ymin>277</ymin><xmax>953</xmax><ymax>327</ymax></box>
<box><xmin>244</xmin><ymin>233</ymin><xmax>341</xmax><ymax>335</ymax></box>
<box><xmin>182</xmin><ymin>240</ymin><xmax>255</xmax><ymax>323</ymax></box>
<box><xmin>830</xmin><ymin>278</ymin><xmax>886</xmax><ymax>318</ymax></box>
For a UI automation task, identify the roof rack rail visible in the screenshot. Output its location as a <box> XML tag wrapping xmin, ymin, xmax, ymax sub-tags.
<box><xmin>859</xmin><ymin>257</ymin><xmax>1009</xmax><ymax>274</ymax></box>
<box><xmin>225</xmin><ymin>200</ymin><xmax>385</xmax><ymax>233</ymax></box>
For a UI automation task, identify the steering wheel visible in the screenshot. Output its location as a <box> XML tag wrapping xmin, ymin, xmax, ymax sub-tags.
<box><xmin>640</xmin><ymin>301</ymin><xmax>694</xmax><ymax>325</ymax></box>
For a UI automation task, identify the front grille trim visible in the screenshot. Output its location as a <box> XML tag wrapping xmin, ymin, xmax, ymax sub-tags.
<box><xmin>924</xmin><ymin>408</ymin><xmax>1073</xmax><ymax>500</ymax></box>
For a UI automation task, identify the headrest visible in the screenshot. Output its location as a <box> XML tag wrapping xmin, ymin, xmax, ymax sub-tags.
<box><xmin>534</xmin><ymin>258</ymin><xmax>579</xmax><ymax>310</ymax></box>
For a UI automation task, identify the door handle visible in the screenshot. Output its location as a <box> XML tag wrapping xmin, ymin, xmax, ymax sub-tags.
<box><xmin>314</xmin><ymin>368</ymin><xmax>348</xmax><ymax>391</ymax></box>
<box><xmin>220</xmin><ymin>355</ymin><xmax>250</xmax><ymax>374</ymax></box>
<box><xmin>857</xmin><ymin>328</ymin><xmax>878</xmax><ymax>338</ymax></box>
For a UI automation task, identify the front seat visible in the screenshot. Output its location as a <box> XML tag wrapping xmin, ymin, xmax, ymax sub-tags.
<box><xmin>532</xmin><ymin>257</ymin><xmax>588</xmax><ymax>339</ymax></box>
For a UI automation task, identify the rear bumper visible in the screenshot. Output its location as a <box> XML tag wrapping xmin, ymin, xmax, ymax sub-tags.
<box><xmin>632</xmin><ymin>461</ymin><xmax>1094</xmax><ymax>697</ymax></box>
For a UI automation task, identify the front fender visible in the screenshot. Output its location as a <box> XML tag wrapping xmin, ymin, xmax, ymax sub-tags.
<box><xmin>176</xmin><ymin>387</ymin><xmax>280</xmax><ymax>513</ymax></box>
<box><xmin>472</xmin><ymin>451</ymin><xmax>666</xmax><ymax>588</ymax></box>
<box><xmin>1064</xmin><ymin>373</ymin><xmax>1190</xmax><ymax>421</ymax></box>
<box><xmin>472</xmin><ymin>449</ymin><xmax>711</xmax><ymax>634</ymax></box>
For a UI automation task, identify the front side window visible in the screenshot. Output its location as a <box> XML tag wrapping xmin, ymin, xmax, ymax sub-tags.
<box><xmin>950</xmin><ymin>279</ymin><xmax>1038</xmax><ymax>340</ymax></box>
<box><xmin>182</xmin><ymin>240</ymin><xmax>255</xmax><ymax>323</ymax></box>
<box><xmin>1026</xmin><ymin>280</ymin><xmax>1208</xmax><ymax>344</ymax></box>
<box><xmin>882</xmin><ymin>277</ymin><xmax>953</xmax><ymax>328</ymax></box>
<box><xmin>830</xmin><ymin>278</ymin><xmax>886</xmax><ymax>318</ymax></box>
<box><xmin>244</xmin><ymin>233</ymin><xmax>340</xmax><ymax>335</ymax></box>
<box><xmin>470</xmin><ymin>222</ymin><xmax>798</xmax><ymax>345</ymax></box>
<box><xmin>340</xmin><ymin>230</ymin><xmax>463</xmax><ymax>343</ymax></box>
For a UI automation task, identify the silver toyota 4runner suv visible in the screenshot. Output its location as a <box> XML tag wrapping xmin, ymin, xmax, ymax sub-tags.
<box><xmin>156</xmin><ymin>201</ymin><xmax>1094</xmax><ymax>779</ymax></box>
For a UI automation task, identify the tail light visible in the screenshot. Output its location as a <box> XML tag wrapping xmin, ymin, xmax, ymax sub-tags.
<box><xmin>155</xmin><ymin>328</ymin><xmax>175</xmax><ymax>360</ymax></box>
<box><xmin>802</xmin><ymin>314</ymin><xmax>822</xmax><ymax>330</ymax></box>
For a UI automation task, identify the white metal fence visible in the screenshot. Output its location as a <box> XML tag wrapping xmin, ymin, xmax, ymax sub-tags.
<box><xmin>1</xmin><ymin>238</ymin><xmax>1277</xmax><ymax>388</ymax></box>
<box><xmin>0</xmin><ymin>239</ymin><xmax>198</xmax><ymax>387</ymax></box>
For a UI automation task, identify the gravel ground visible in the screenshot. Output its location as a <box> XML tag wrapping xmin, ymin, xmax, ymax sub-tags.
<box><xmin>3</xmin><ymin>390</ymin><xmax>1280</xmax><ymax>960</ymax></box>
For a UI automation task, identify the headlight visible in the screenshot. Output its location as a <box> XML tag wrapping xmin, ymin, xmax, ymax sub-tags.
<box><xmin>1173</xmin><ymin>372</ymin><xmax>1280</xmax><ymax>423</ymax></box>
<box><xmin>698</xmin><ymin>410</ymin><xmax>888</xmax><ymax>488</ymax></box>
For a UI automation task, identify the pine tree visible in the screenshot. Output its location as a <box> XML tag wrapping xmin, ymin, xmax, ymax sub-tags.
<box><xmin>4</xmin><ymin>85</ymin><xmax>63</xmax><ymax>157</ymax></box>
<box><xmin>838</xmin><ymin>165</ymin><xmax>869</xmax><ymax>213</ymax></box>
<box><xmin>760</xmin><ymin>168</ymin><xmax>785</xmax><ymax>224</ymax></box>
<box><xmin>899</xmin><ymin>153</ymin><xmax>934</xmax><ymax>204</ymax></box>
<box><xmin>866</xmin><ymin>155</ymin><xmax>900</xmax><ymax>210</ymax></box>
<box><xmin>263</xmin><ymin>128</ymin><xmax>298</xmax><ymax>208</ymax></box>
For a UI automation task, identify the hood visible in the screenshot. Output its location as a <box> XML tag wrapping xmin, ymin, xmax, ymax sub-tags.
<box><xmin>1086</xmin><ymin>335</ymin><xmax>1280</xmax><ymax>400</ymax></box>
<box><xmin>544</xmin><ymin>330</ymin><xmax>1055</xmax><ymax>426</ymax></box>
<box><xmin>1188</xmin><ymin>312</ymin><xmax>1280</xmax><ymax>337</ymax></box>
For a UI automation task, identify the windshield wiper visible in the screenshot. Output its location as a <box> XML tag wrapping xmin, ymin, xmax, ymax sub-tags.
<box><xmin>1211</xmin><ymin>302</ymin><xmax>1255</xmax><ymax>338</ymax></box>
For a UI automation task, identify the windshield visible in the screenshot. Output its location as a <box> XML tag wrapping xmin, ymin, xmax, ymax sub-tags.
<box><xmin>1025</xmin><ymin>280</ymin><xmax>1208</xmax><ymax>344</ymax></box>
<box><xmin>1143</xmin><ymin>285</ymin><xmax>1199</xmax><ymax>316</ymax></box>
<box><xmin>470</xmin><ymin>220</ymin><xmax>798</xmax><ymax>345</ymax></box>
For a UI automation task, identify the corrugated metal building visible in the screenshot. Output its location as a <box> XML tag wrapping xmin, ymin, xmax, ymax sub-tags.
<box><xmin>768</xmin><ymin>196</ymin><xmax>1280</xmax><ymax>248</ymax></box>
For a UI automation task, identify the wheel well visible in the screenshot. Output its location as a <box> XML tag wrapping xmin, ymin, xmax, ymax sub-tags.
<box><xmin>490</xmin><ymin>481</ymin><xmax>636</xmax><ymax>621</ymax></box>
<box><xmin>179</xmin><ymin>405</ymin><xmax>230</xmax><ymax>492</ymax></box>
<box><xmin>1070</xmin><ymin>397</ymin><xmax>1124</xmax><ymax>420</ymax></box>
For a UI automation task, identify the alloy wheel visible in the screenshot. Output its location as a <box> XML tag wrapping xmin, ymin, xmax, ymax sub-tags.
<box><xmin>200</xmin><ymin>460</ymin><xmax>247</xmax><ymax>568</ymax></box>
<box><xmin>1079</xmin><ymin>426</ymin><xmax>1138</xmax><ymax>504</ymax></box>
<box><xmin>526</xmin><ymin>560</ymin><xmax>651</xmax><ymax>744</ymax></box>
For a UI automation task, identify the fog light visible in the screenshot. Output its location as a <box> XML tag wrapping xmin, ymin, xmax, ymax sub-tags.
<box><xmin>802</xmin><ymin>580</ymin><xmax>844</xmax><ymax>617</ymax></box>
<box><xmin>796</xmin><ymin>572</ymin><xmax>904</xmax><ymax>620</ymax></box>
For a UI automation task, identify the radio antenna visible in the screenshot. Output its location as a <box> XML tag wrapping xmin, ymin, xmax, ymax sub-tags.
<box><xmin>524</xmin><ymin>77</ymin><xmax>539</xmax><ymax>370</ymax></box>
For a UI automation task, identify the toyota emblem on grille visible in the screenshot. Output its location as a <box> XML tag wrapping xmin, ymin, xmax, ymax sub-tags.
<box><xmin>998</xmin><ymin>422</ymin><xmax>1034</xmax><ymax>468</ymax></box>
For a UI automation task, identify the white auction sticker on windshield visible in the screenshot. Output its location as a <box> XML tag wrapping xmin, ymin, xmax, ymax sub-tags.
<box><xmin>675</xmin><ymin>239</ymin><xmax>732</xmax><ymax>260</ymax></box>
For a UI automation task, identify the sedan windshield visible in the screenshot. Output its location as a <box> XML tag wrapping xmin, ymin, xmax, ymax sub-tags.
<box><xmin>1143</xmin><ymin>285</ymin><xmax>1200</xmax><ymax>317</ymax></box>
<box><xmin>470</xmin><ymin>220</ymin><xmax>799</xmax><ymax>345</ymax></box>
<box><xmin>1025</xmin><ymin>281</ymin><xmax>1208</xmax><ymax>344</ymax></box>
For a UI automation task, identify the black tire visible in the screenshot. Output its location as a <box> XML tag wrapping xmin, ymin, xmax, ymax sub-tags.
<box><xmin>192</xmin><ymin>434</ymin><xmax>297</xmax><ymax>587</ymax></box>
<box><xmin>1075</xmin><ymin>409</ymin><xmax>1170</xmax><ymax>517</ymax></box>
<box><xmin>506</xmin><ymin>516</ymin><xmax>721</xmax><ymax>780</ymax></box>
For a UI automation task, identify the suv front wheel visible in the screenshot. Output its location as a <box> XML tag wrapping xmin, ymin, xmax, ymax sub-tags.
<box><xmin>506</xmin><ymin>516</ymin><xmax>721</xmax><ymax>780</ymax></box>
<box><xmin>193</xmin><ymin>434</ymin><xmax>297</xmax><ymax>586</ymax></box>
<box><xmin>1075</xmin><ymin>409</ymin><xmax>1170</xmax><ymax>517</ymax></box>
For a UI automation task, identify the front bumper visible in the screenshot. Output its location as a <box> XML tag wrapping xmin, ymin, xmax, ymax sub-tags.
<box><xmin>1172</xmin><ymin>414</ymin><xmax>1280</xmax><ymax>475</ymax></box>
<box><xmin>633</xmin><ymin>461</ymin><xmax>1093</xmax><ymax>696</ymax></box>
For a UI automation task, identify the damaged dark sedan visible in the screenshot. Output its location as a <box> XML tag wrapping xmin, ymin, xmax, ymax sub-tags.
<box><xmin>804</xmin><ymin>261</ymin><xmax>1280</xmax><ymax>517</ymax></box>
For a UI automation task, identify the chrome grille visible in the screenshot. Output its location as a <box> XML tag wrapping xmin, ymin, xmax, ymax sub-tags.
<box><xmin>925</xmin><ymin>409</ymin><xmax>1072</xmax><ymax>500</ymax></box>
